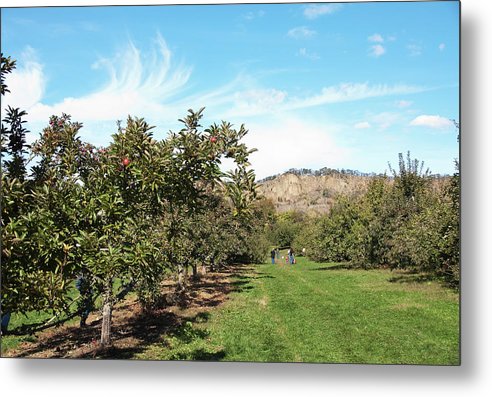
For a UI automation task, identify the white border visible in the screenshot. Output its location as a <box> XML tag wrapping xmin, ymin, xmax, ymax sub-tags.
<box><xmin>2</xmin><ymin>1</ymin><xmax>491</xmax><ymax>397</ymax></box>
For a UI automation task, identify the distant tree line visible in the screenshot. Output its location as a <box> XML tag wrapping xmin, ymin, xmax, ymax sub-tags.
<box><xmin>259</xmin><ymin>166</ymin><xmax>450</xmax><ymax>183</ymax></box>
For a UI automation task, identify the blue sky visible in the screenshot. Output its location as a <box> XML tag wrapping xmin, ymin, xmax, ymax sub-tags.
<box><xmin>1</xmin><ymin>1</ymin><xmax>459</xmax><ymax>178</ymax></box>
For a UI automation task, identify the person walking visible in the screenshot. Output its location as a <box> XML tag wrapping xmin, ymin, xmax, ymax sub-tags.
<box><xmin>270</xmin><ymin>248</ymin><xmax>276</xmax><ymax>264</ymax></box>
<box><xmin>1</xmin><ymin>311</ymin><xmax>11</xmax><ymax>335</ymax></box>
<box><xmin>76</xmin><ymin>272</ymin><xmax>94</xmax><ymax>328</ymax></box>
<box><xmin>288</xmin><ymin>248</ymin><xmax>295</xmax><ymax>265</ymax></box>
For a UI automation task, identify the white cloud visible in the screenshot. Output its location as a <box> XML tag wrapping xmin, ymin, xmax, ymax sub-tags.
<box><xmin>439</xmin><ymin>43</ymin><xmax>446</xmax><ymax>51</ymax></box>
<box><xmin>242</xmin><ymin>117</ymin><xmax>349</xmax><ymax>179</ymax></box>
<box><xmin>221</xmin><ymin>82</ymin><xmax>424</xmax><ymax>119</ymax></box>
<box><xmin>5</xmin><ymin>37</ymin><xmax>426</xmax><ymax>144</ymax></box>
<box><xmin>287</xmin><ymin>26</ymin><xmax>317</xmax><ymax>39</ymax></box>
<box><xmin>371</xmin><ymin>112</ymin><xmax>401</xmax><ymax>129</ymax></box>
<box><xmin>368</xmin><ymin>33</ymin><xmax>384</xmax><ymax>43</ymax></box>
<box><xmin>297</xmin><ymin>47</ymin><xmax>320</xmax><ymax>60</ymax></box>
<box><xmin>369</xmin><ymin>44</ymin><xmax>386</xmax><ymax>57</ymax></box>
<box><xmin>229</xmin><ymin>89</ymin><xmax>287</xmax><ymax>117</ymax></box>
<box><xmin>395</xmin><ymin>100</ymin><xmax>413</xmax><ymax>108</ymax></box>
<box><xmin>15</xmin><ymin>34</ymin><xmax>194</xmax><ymax>123</ymax></box>
<box><xmin>282</xmin><ymin>82</ymin><xmax>424</xmax><ymax>112</ymax></box>
<box><xmin>304</xmin><ymin>4</ymin><xmax>342</xmax><ymax>19</ymax></box>
<box><xmin>2</xmin><ymin>46</ymin><xmax>45</xmax><ymax>112</ymax></box>
<box><xmin>410</xmin><ymin>115</ymin><xmax>454</xmax><ymax>129</ymax></box>
<box><xmin>354</xmin><ymin>121</ymin><xmax>371</xmax><ymax>129</ymax></box>
<box><xmin>407</xmin><ymin>44</ymin><xmax>422</xmax><ymax>56</ymax></box>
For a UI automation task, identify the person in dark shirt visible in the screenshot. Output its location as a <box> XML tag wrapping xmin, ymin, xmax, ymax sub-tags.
<box><xmin>75</xmin><ymin>273</ymin><xmax>94</xmax><ymax>327</ymax></box>
<box><xmin>288</xmin><ymin>248</ymin><xmax>295</xmax><ymax>264</ymax></box>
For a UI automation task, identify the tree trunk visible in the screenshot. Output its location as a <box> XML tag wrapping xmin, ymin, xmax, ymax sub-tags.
<box><xmin>177</xmin><ymin>264</ymin><xmax>185</xmax><ymax>292</ymax></box>
<box><xmin>192</xmin><ymin>264</ymin><xmax>198</xmax><ymax>279</ymax></box>
<box><xmin>100</xmin><ymin>285</ymin><xmax>113</xmax><ymax>347</ymax></box>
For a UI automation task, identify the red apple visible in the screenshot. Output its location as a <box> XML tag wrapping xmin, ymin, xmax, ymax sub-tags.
<box><xmin>122</xmin><ymin>157</ymin><xmax>131</xmax><ymax>167</ymax></box>
<box><xmin>210</xmin><ymin>136</ymin><xmax>217</xmax><ymax>143</ymax></box>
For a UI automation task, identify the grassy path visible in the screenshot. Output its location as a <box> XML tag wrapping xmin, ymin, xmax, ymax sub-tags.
<box><xmin>142</xmin><ymin>256</ymin><xmax>459</xmax><ymax>364</ymax></box>
<box><xmin>3</xmin><ymin>257</ymin><xmax>459</xmax><ymax>363</ymax></box>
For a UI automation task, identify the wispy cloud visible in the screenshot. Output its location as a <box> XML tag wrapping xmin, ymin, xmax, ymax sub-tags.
<box><xmin>287</xmin><ymin>26</ymin><xmax>317</xmax><ymax>39</ymax></box>
<box><xmin>229</xmin><ymin>88</ymin><xmax>288</xmax><ymax>117</ymax></box>
<box><xmin>244</xmin><ymin>10</ymin><xmax>266</xmax><ymax>20</ymax></box>
<box><xmin>11</xmin><ymin>17</ymin><xmax>36</xmax><ymax>27</ymax></box>
<box><xmin>222</xmin><ymin>82</ymin><xmax>425</xmax><ymax>118</ymax></box>
<box><xmin>368</xmin><ymin>33</ymin><xmax>384</xmax><ymax>43</ymax></box>
<box><xmin>439</xmin><ymin>43</ymin><xmax>446</xmax><ymax>51</ymax></box>
<box><xmin>407</xmin><ymin>43</ymin><xmax>422</xmax><ymax>56</ymax></box>
<box><xmin>395</xmin><ymin>99</ymin><xmax>413</xmax><ymax>108</ymax></box>
<box><xmin>2</xmin><ymin>46</ymin><xmax>45</xmax><ymax>111</ymax></box>
<box><xmin>281</xmin><ymin>82</ymin><xmax>424</xmax><ymax>113</ymax></box>
<box><xmin>5</xmin><ymin>36</ymin><xmax>427</xmax><ymax>139</ymax></box>
<box><xmin>370</xmin><ymin>112</ymin><xmax>401</xmax><ymax>129</ymax></box>
<box><xmin>297</xmin><ymin>47</ymin><xmax>320</xmax><ymax>60</ymax></box>
<box><xmin>12</xmin><ymin>34</ymin><xmax>193</xmax><ymax>123</ymax></box>
<box><xmin>79</xmin><ymin>21</ymin><xmax>101</xmax><ymax>32</ymax></box>
<box><xmin>304</xmin><ymin>4</ymin><xmax>342</xmax><ymax>19</ymax></box>
<box><xmin>410</xmin><ymin>115</ymin><xmax>453</xmax><ymax>129</ymax></box>
<box><xmin>1</xmin><ymin>46</ymin><xmax>46</xmax><ymax>145</ymax></box>
<box><xmin>354</xmin><ymin>121</ymin><xmax>371</xmax><ymax>129</ymax></box>
<box><xmin>369</xmin><ymin>44</ymin><xmax>386</xmax><ymax>57</ymax></box>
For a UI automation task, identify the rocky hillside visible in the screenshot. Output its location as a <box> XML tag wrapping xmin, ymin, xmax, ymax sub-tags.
<box><xmin>257</xmin><ymin>172</ymin><xmax>372</xmax><ymax>214</ymax></box>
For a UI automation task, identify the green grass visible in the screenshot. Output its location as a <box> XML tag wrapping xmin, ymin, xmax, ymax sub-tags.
<box><xmin>1</xmin><ymin>292</ymin><xmax>77</xmax><ymax>354</ymax></box>
<box><xmin>1</xmin><ymin>278</ymin><xmax>128</xmax><ymax>355</ymax></box>
<box><xmin>138</xmin><ymin>255</ymin><xmax>459</xmax><ymax>365</ymax></box>
<box><xmin>3</xmin><ymin>259</ymin><xmax>459</xmax><ymax>364</ymax></box>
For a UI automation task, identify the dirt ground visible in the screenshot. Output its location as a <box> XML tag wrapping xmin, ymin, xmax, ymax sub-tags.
<box><xmin>4</xmin><ymin>264</ymin><xmax>252</xmax><ymax>359</ymax></box>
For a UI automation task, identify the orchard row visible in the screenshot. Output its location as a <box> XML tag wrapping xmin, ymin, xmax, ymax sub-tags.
<box><xmin>1</xmin><ymin>54</ymin><xmax>270</xmax><ymax>345</ymax></box>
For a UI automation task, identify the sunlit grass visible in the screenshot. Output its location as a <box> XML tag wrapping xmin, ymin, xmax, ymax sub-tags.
<box><xmin>139</xmin><ymin>255</ymin><xmax>459</xmax><ymax>364</ymax></box>
<box><xmin>3</xmin><ymin>259</ymin><xmax>459</xmax><ymax>364</ymax></box>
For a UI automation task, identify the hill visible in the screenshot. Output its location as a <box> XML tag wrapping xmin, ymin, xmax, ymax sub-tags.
<box><xmin>257</xmin><ymin>168</ymin><xmax>450</xmax><ymax>214</ymax></box>
<box><xmin>257</xmin><ymin>170</ymin><xmax>372</xmax><ymax>214</ymax></box>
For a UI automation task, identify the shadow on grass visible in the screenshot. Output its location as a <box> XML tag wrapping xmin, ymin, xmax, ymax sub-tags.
<box><xmin>6</xmin><ymin>282</ymin><xmax>138</xmax><ymax>337</ymax></box>
<box><xmin>234</xmin><ymin>274</ymin><xmax>275</xmax><ymax>281</ymax></box>
<box><xmin>309</xmin><ymin>264</ymin><xmax>441</xmax><ymax>285</ymax></box>
<box><xmin>6</xmin><ymin>311</ymin><xmax>80</xmax><ymax>337</ymax></box>
<box><xmin>189</xmin><ymin>348</ymin><xmax>226</xmax><ymax>361</ymax></box>
<box><xmin>309</xmin><ymin>264</ymin><xmax>353</xmax><ymax>271</ymax></box>
<box><xmin>388</xmin><ymin>273</ymin><xmax>438</xmax><ymax>284</ymax></box>
<box><xmin>8</xmin><ymin>264</ymin><xmax>251</xmax><ymax>360</ymax></box>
